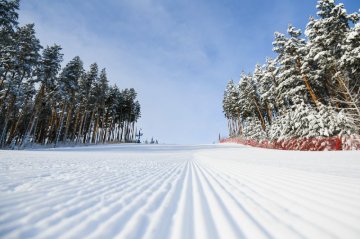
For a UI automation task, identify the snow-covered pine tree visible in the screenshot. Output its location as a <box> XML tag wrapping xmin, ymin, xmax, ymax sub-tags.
<box><xmin>0</xmin><ymin>1</ymin><xmax>142</xmax><ymax>148</ymax></box>
<box><xmin>238</xmin><ymin>73</ymin><xmax>266</xmax><ymax>131</ymax></box>
<box><xmin>0</xmin><ymin>0</ymin><xmax>19</xmax><ymax>86</ymax></box>
<box><xmin>222</xmin><ymin>0</ymin><xmax>360</xmax><ymax>146</ymax></box>
<box><xmin>25</xmin><ymin>45</ymin><xmax>63</xmax><ymax>145</ymax></box>
<box><xmin>0</xmin><ymin>0</ymin><xmax>19</xmax><ymax>31</ymax></box>
<box><xmin>4</xmin><ymin>24</ymin><xmax>42</xmax><ymax>145</ymax></box>
<box><xmin>253</xmin><ymin>63</ymin><xmax>276</xmax><ymax>125</ymax></box>
<box><xmin>105</xmin><ymin>85</ymin><xmax>121</xmax><ymax>142</ymax></box>
<box><xmin>339</xmin><ymin>22</ymin><xmax>360</xmax><ymax>130</ymax></box>
<box><xmin>120</xmin><ymin>88</ymin><xmax>139</xmax><ymax>142</ymax></box>
<box><xmin>305</xmin><ymin>0</ymin><xmax>360</xmax><ymax>128</ymax></box>
<box><xmin>54</xmin><ymin>56</ymin><xmax>83</xmax><ymax>146</ymax></box>
<box><xmin>130</xmin><ymin>100</ymin><xmax>141</xmax><ymax>142</ymax></box>
<box><xmin>242</xmin><ymin>117</ymin><xmax>267</xmax><ymax>140</ymax></box>
<box><xmin>340</xmin><ymin>22</ymin><xmax>360</xmax><ymax>105</ymax></box>
<box><xmin>314</xmin><ymin>103</ymin><xmax>356</xmax><ymax>137</ymax></box>
<box><xmin>0</xmin><ymin>24</ymin><xmax>42</xmax><ymax>146</ymax></box>
<box><xmin>77</xmin><ymin>62</ymin><xmax>98</xmax><ymax>144</ymax></box>
<box><xmin>263</xmin><ymin>58</ymin><xmax>280</xmax><ymax>116</ymax></box>
<box><xmin>90</xmin><ymin>68</ymin><xmax>109</xmax><ymax>144</ymax></box>
<box><xmin>267</xmin><ymin>101</ymin><xmax>317</xmax><ymax>140</ymax></box>
<box><xmin>273</xmin><ymin>25</ymin><xmax>318</xmax><ymax>109</ymax></box>
<box><xmin>222</xmin><ymin>80</ymin><xmax>242</xmax><ymax>137</ymax></box>
<box><xmin>0</xmin><ymin>0</ymin><xmax>20</xmax><ymax>146</ymax></box>
<box><xmin>222</xmin><ymin>80</ymin><xmax>232</xmax><ymax>135</ymax></box>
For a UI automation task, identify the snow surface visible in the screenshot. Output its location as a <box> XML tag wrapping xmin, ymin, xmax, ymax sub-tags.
<box><xmin>1</xmin><ymin>144</ymin><xmax>360</xmax><ymax>239</ymax></box>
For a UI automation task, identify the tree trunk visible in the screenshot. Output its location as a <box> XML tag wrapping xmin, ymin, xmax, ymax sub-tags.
<box><xmin>296</xmin><ymin>58</ymin><xmax>318</xmax><ymax>106</ymax></box>
<box><xmin>54</xmin><ymin>103</ymin><xmax>67</xmax><ymax>147</ymax></box>
<box><xmin>63</xmin><ymin>106</ymin><xmax>73</xmax><ymax>143</ymax></box>
<box><xmin>237</xmin><ymin>113</ymin><xmax>242</xmax><ymax>136</ymax></box>
<box><xmin>102</xmin><ymin>110</ymin><xmax>109</xmax><ymax>143</ymax></box>
<box><xmin>266</xmin><ymin>101</ymin><xmax>272</xmax><ymax>125</ymax></box>
<box><xmin>0</xmin><ymin>72</ymin><xmax>15</xmax><ymax>111</ymax></box>
<box><xmin>92</xmin><ymin>108</ymin><xmax>99</xmax><ymax>144</ymax></box>
<box><xmin>6</xmin><ymin>97</ymin><xmax>31</xmax><ymax>145</ymax></box>
<box><xmin>77</xmin><ymin>110</ymin><xmax>87</xmax><ymax>144</ymax></box>
<box><xmin>84</xmin><ymin>110</ymin><xmax>95</xmax><ymax>144</ymax></box>
<box><xmin>253</xmin><ymin>97</ymin><xmax>266</xmax><ymax>130</ymax></box>
<box><xmin>72</xmin><ymin>105</ymin><xmax>81</xmax><ymax>142</ymax></box>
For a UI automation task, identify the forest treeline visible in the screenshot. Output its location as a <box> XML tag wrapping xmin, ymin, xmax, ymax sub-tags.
<box><xmin>0</xmin><ymin>0</ymin><xmax>141</xmax><ymax>148</ymax></box>
<box><xmin>223</xmin><ymin>0</ymin><xmax>359</xmax><ymax>141</ymax></box>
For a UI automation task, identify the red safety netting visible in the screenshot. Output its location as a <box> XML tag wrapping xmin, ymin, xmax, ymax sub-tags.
<box><xmin>220</xmin><ymin>136</ymin><xmax>360</xmax><ymax>151</ymax></box>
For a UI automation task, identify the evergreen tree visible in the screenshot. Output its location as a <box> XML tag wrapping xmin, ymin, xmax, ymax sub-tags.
<box><xmin>3</xmin><ymin>24</ymin><xmax>42</xmax><ymax>145</ymax></box>
<box><xmin>222</xmin><ymin>80</ymin><xmax>241</xmax><ymax>136</ymax></box>
<box><xmin>253</xmin><ymin>63</ymin><xmax>276</xmax><ymax>125</ymax></box>
<box><xmin>273</xmin><ymin>26</ymin><xmax>318</xmax><ymax>108</ymax></box>
<box><xmin>0</xmin><ymin>0</ymin><xmax>20</xmax><ymax>110</ymax></box>
<box><xmin>77</xmin><ymin>62</ymin><xmax>98</xmax><ymax>144</ymax></box>
<box><xmin>222</xmin><ymin>0</ymin><xmax>359</xmax><ymax>144</ymax></box>
<box><xmin>24</xmin><ymin>44</ymin><xmax>63</xmax><ymax>146</ymax></box>
<box><xmin>0</xmin><ymin>0</ymin><xmax>142</xmax><ymax>148</ymax></box>
<box><xmin>55</xmin><ymin>56</ymin><xmax>83</xmax><ymax>145</ymax></box>
<box><xmin>105</xmin><ymin>85</ymin><xmax>121</xmax><ymax>142</ymax></box>
<box><xmin>305</xmin><ymin>0</ymin><xmax>359</xmax><ymax>114</ymax></box>
<box><xmin>0</xmin><ymin>0</ymin><xmax>19</xmax><ymax>31</ymax></box>
<box><xmin>0</xmin><ymin>0</ymin><xmax>19</xmax><ymax>86</ymax></box>
<box><xmin>90</xmin><ymin>68</ymin><xmax>108</xmax><ymax>143</ymax></box>
<box><xmin>239</xmin><ymin>73</ymin><xmax>266</xmax><ymax>130</ymax></box>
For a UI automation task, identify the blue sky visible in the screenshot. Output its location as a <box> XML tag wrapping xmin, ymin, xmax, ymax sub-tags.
<box><xmin>18</xmin><ymin>0</ymin><xmax>359</xmax><ymax>144</ymax></box>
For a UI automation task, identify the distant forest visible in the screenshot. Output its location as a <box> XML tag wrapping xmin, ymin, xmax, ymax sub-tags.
<box><xmin>223</xmin><ymin>0</ymin><xmax>359</xmax><ymax>141</ymax></box>
<box><xmin>0</xmin><ymin>0</ymin><xmax>141</xmax><ymax>148</ymax></box>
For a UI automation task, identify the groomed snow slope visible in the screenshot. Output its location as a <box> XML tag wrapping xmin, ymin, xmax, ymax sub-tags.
<box><xmin>1</xmin><ymin>144</ymin><xmax>360</xmax><ymax>239</ymax></box>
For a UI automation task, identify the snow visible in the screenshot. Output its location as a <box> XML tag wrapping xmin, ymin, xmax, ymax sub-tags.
<box><xmin>1</xmin><ymin>144</ymin><xmax>360</xmax><ymax>239</ymax></box>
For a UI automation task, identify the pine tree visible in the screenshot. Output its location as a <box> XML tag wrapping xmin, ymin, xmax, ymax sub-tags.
<box><xmin>105</xmin><ymin>85</ymin><xmax>121</xmax><ymax>142</ymax></box>
<box><xmin>339</xmin><ymin>22</ymin><xmax>360</xmax><ymax>129</ymax></box>
<box><xmin>90</xmin><ymin>68</ymin><xmax>108</xmax><ymax>144</ymax></box>
<box><xmin>0</xmin><ymin>1</ymin><xmax>142</xmax><ymax>148</ymax></box>
<box><xmin>340</xmin><ymin>22</ymin><xmax>360</xmax><ymax>100</ymax></box>
<box><xmin>0</xmin><ymin>0</ymin><xmax>19</xmax><ymax>31</ymax></box>
<box><xmin>4</xmin><ymin>24</ymin><xmax>42</xmax><ymax>145</ymax></box>
<box><xmin>24</xmin><ymin>44</ymin><xmax>63</xmax><ymax>146</ymax></box>
<box><xmin>222</xmin><ymin>0</ymin><xmax>360</xmax><ymax>143</ymax></box>
<box><xmin>0</xmin><ymin>23</ymin><xmax>42</xmax><ymax>146</ymax></box>
<box><xmin>242</xmin><ymin>117</ymin><xmax>267</xmax><ymax>140</ymax></box>
<box><xmin>239</xmin><ymin>73</ymin><xmax>266</xmax><ymax>131</ymax></box>
<box><xmin>305</xmin><ymin>0</ymin><xmax>359</xmax><ymax>116</ymax></box>
<box><xmin>0</xmin><ymin>0</ymin><xmax>20</xmax><ymax>145</ymax></box>
<box><xmin>273</xmin><ymin>25</ymin><xmax>318</xmax><ymax>108</ymax></box>
<box><xmin>76</xmin><ymin>62</ymin><xmax>98</xmax><ymax>144</ymax></box>
<box><xmin>222</xmin><ymin>80</ymin><xmax>241</xmax><ymax>136</ymax></box>
<box><xmin>253</xmin><ymin>63</ymin><xmax>276</xmax><ymax>125</ymax></box>
<box><xmin>120</xmin><ymin>88</ymin><xmax>139</xmax><ymax>142</ymax></box>
<box><xmin>54</xmin><ymin>56</ymin><xmax>83</xmax><ymax>146</ymax></box>
<box><xmin>0</xmin><ymin>0</ymin><xmax>19</xmax><ymax>81</ymax></box>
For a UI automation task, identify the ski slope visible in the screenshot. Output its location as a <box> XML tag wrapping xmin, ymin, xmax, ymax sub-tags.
<box><xmin>1</xmin><ymin>144</ymin><xmax>360</xmax><ymax>239</ymax></box>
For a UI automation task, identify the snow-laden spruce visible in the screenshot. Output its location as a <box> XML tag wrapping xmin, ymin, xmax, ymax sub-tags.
<box><xmin>223</xmin><ymin>0</ymin><xmax>360</xmax><ymax>143</ymax></box>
